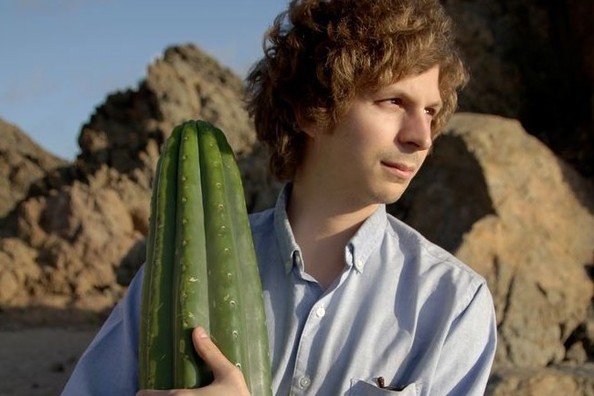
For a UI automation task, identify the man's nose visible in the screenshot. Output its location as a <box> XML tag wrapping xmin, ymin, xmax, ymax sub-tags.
<box><xmin>397</xmin><ymin>112</ymin><xmax>432</xmax><ymax>150</ymax></box>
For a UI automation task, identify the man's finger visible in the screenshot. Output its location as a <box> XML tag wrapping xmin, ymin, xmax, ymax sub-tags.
<box><xmin>192</xmin><ymin>327</ymin><xmax>240</xmax><ymax>378</ymax></box>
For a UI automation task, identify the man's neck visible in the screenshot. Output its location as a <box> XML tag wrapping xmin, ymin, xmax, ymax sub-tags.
<box><xmin>286</xmin><ymin>180</ymin><xmax>378</xmax><ymax>289</ymax></box>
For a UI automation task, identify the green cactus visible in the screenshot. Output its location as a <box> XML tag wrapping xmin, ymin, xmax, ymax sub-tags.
<box><xmin>139</xmin><ymin>120</ymin><xmax>272</xmax><ymax>395</ymax></box>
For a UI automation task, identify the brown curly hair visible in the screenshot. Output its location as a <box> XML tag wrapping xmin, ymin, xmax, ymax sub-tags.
<box><xmin>245</xmin><ymin>0</ymin><xmax>468</xmax><ymax>181</ymax></box>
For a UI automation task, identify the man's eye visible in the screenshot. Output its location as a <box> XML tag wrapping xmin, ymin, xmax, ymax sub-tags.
<box><xmin>378</xmin><ymin>98</ymin><xmax>404</xmax><ymax>107</ymax></box>
<box><xmin>424</xmin><ymin>107</ymin><xmax>436</xmax><ymax>116</ymax></box>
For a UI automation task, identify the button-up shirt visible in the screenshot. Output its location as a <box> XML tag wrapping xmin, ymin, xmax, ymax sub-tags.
<box><xmin>62</xmin><ymin>185</ymin><xmax>497</xmax><ymax>396</ymax></box>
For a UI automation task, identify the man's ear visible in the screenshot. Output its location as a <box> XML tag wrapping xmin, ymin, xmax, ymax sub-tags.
<box><xmin>300</xmin><ymin>122</ymin><xmax>319</xmax><ymax>138</ymax></box>
<box><xmin>295</xmin><ymin>111</ymin><xmax>319</xmax><ymax>138</ymax></box>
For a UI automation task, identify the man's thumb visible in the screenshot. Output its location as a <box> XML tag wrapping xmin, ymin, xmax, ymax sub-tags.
<box><xmin>192</xmin><ymin>327</ymin><xmax>238</xmax><ymax>377</ymax></box>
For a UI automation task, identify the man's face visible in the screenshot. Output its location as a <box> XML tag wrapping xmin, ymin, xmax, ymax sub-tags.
<box><xmin>302</xmin><ymin>66</ymin><xmax>442</xmax><ymax>208</ymax></box>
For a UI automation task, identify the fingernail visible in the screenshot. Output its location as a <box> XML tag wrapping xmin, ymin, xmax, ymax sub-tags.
<box><xmin>196</xmin><ymin>326</ymin><xmax>209</xmax><ymax>339</ymax></box>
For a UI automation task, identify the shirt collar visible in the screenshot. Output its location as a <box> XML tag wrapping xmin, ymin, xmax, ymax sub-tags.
<box><xmin>273</xmin><ymin>183</ymin><xmax>388</xmax><ymax>274</ymax></box>
<box><xmin>347</xmin><ymin>204</ymin><xmax>387</xmax><ymax>272</ymax></box>
<box><xmin>273</xmin><ymin>184</ymin><xmax>301</xmax><ymax>274</ymax></box>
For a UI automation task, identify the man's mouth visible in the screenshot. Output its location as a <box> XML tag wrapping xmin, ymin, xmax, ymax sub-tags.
<box><xmin>380</xmin><ymin>160</ymin><xmax>416</xmax><ymax>180</ymax></box>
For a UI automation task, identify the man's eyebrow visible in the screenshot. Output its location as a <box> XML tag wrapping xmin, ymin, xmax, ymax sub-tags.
<box><xmin>428</xmin><ymin>100</ymin><xmax>444</xmax><ymax>111</ymax></box>
<box><xmin>375</xmin><ymin>87</ymin><xmax>443</xmax><ymax>109</ymax></box>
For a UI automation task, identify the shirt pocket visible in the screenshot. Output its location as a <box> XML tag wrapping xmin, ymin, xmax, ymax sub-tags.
<box><xmin>349</xmin><ymin>379</ymin><xmax>418</xmax><ymax>395</ymax></box>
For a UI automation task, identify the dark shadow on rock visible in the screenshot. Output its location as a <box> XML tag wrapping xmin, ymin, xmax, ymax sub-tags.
<box><xmin>236</xmin><ymin>143</ymin><xmax>283</xmax><ymax>214</ymax></box>
<box><xmin>0</xmin><ymin>161</ymin><xmax>95</xmax><ymax>238</ymax></box>
<box><xmin>388</xmin><ymin>134</ymin><xmax>495</xmax><ymax>252</ymax></box>
<box><xmin>0</xmin><ymin>207</ymin><xmax>18</xmax><ymax>238</ymax></box>
<box><xmin>557</xmin><ymin>156</ymin><xmax>594</xmax><ymax>217</ymax></box>
<box><xmin>116</xmin><ymin>238</ymin><xmax>147</xmax><ymax>287</ymax></box>
<box><xmin>0</xmin><ymin>163</ymin><xmax>80</xmax><ymax>238</ymax></box>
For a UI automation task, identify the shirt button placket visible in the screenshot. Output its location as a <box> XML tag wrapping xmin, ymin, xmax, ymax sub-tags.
<box><xmin>291</xmin><ymin>303</ymin><xmax>326</xmax><ymax>395</ymax></box>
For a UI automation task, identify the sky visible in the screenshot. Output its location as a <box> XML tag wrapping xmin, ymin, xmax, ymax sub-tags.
<box><xmin>0</xmin><ymin>0</ymin><xmax>287</xmax><ymax>160</ymax></box>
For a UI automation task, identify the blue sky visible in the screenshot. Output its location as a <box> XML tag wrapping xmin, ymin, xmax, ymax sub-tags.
<box><xmin>0</xmin><ymin>0</ymin><xmax>286</xmax><ymax>160</ymax></box>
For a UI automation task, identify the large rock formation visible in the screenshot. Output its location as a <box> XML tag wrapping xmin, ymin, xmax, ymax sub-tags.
<box><xmin>76</xmin><ymin>44</ymin><xmax>257</xmax><ymax>178</ymax></box>
<box><xmin>0</xmin><ymin>45</ymin><xmax>272</xmax><ymax>322</ymax></box>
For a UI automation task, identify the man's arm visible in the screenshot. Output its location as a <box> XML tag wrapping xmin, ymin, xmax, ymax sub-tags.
<box><xmin>61</xmin><ymin>268</ymin><xmax>144</xmax><ymax>395</ymax></box>
<box><xmin>432</xmin><ymin>282</ymin><xmax>497</xmax><ymax>395</ymax></box>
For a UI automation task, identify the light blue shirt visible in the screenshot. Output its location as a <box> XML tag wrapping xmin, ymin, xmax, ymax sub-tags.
<box><xmin>62</xmin><ymin>185</ymin><xmax>496</xmax><ymax>396</ymax></box>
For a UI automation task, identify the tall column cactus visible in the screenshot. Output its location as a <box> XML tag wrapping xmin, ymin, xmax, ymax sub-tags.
<box><xmin>139</xmin><ymin>120</ymin><xmax>272</xmax><ymax>395</ymax></box>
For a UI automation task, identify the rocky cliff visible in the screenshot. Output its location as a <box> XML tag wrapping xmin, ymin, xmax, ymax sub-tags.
<box><xmin>0</xmin><ymin>7</ymin><xmax>593</xmax><ymax>392</ymax></box>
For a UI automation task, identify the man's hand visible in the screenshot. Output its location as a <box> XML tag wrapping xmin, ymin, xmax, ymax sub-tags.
<box><xmin>137</xmin><ymin>327</ymin><xmax>250</xmax><ymax>396</ymax></box>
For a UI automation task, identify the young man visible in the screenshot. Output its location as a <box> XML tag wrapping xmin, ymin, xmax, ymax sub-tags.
<box><xmin>62</xmin><ymin>0</ymin><xmax>497</xmax><ymax>395</ymax></box>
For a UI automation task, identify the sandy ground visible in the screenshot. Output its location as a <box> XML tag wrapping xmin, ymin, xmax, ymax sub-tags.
<box><xmin>0</xmin><ymin>327</ymin><xmax>98</xmax><ymax>396</ymax></box>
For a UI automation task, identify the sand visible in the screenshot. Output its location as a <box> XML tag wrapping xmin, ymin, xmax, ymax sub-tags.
<box><xmin>0</xmin><ymin>327</ymin><xmax>97</xmax><ymax>396</ymax></box>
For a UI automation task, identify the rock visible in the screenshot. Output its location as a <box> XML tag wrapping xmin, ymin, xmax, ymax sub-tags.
<box><xmin>76</xmin><ymin>44</ymin><xmax>256</xmax><ymax>179</ymax></box>
<box><xmin>0</xmin><ymin>238</ymin><xmax>41</xmax><ymax>306</ymax></box>
<box><xmin>0</xmin><ymin>118</ymin><xmax>67</xmax><ymax>219</ymax></box>
<box><xmin>390</xmin><ymin>113</ymin><xmax>594</xmax><ymax>369</ymax></box>
<box><xmin>1</xmin><ymin>174</ymin><xmax>146</xmax><ymax>314</ymax></box>
<box><xmin>486</xmin><ymin>364</ymin><xmax>594</xmax><ymax>396</ymax></box>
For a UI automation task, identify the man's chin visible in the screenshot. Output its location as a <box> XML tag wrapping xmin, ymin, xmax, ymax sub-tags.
<box><xmin>372</xmin><ymin>188</ymin><xmax>407</xmax><ymax>205</ymax></box>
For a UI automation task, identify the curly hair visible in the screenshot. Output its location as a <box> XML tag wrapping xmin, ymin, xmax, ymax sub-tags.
<box><xmin>245</xmin><ymin>0</ymin><xmax>468</xmax><ymax>181</ymax></box>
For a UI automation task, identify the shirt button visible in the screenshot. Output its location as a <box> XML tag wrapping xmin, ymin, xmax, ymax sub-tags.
<box><xmin>299</xmin><ymin>376</ymin><xmax>311</xmax><ymax>389</ymax></box>
<box><xmin>315</xmin><ymin>306</ymin><xmax>326</xmax><ymax>318</ymax></box>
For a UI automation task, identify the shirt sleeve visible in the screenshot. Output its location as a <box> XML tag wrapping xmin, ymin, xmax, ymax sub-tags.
<box><xmin>431</xmin><ymin>281</ymin><xmax>497</xmax><ymax>396</ymax></box>
<box><xmin>60</xmin><ymin>266</ymin><xmax>144</xmax><ymax>396</ymax></box>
